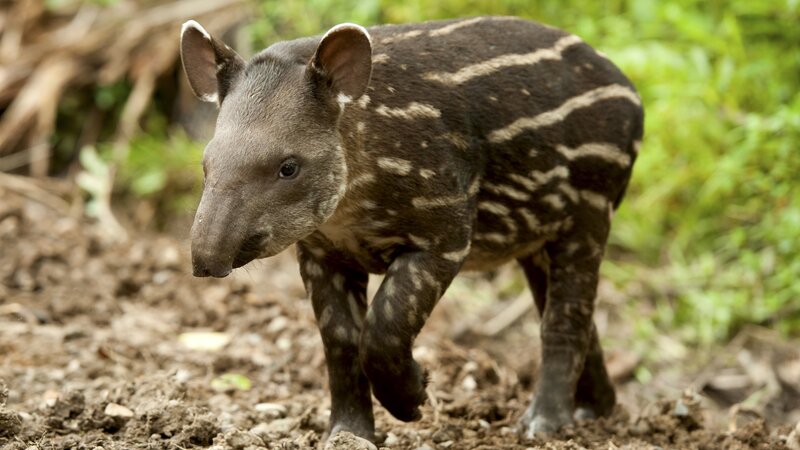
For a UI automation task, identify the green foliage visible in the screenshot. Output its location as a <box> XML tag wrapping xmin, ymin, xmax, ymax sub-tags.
<box><xmin>248</xmin><ymin>0</ymin><xmax>800</xmax><ymax>342</ymax></box>
<box><xmin>105</xmin><ymin>128</ymin><xmax>204</xmax><ymax>221</ymax></box>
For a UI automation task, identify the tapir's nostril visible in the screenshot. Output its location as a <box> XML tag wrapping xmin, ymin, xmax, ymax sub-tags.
<box><xmin>193</xmin><ymin>262</ymin><xmax>232</xmax><ymax>278</ymax></box>
<box><xmin>193</xmin><ymin>266</ymin><xmax>210</xmax><ymax>277</ymax></box>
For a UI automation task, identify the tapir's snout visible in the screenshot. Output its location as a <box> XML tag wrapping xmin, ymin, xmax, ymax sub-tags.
<box><xmin>190</xmin><ymin>185</ymin><xmax>272</xmax><ymax>278</ymax></box>
<box><xmin>191</xmin><ymin>249</ymin><xmax>232</xmax><ymax>278</ymax></box>
<box><xmin>190</xmin><ymin>189</ymin><xmax>245</xmax><ymax>278</ymax></box>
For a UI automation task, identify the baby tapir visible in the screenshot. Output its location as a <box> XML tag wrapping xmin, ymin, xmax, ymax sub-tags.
<box><xmin>181</xmin><ymin>16</ymin><xmax>643</xmax><ymax>442</ymax></box>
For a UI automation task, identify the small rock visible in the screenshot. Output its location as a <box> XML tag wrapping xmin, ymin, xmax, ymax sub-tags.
<box><xmin>152</xmin><ymin>270</ymin><xmax>171</xmax><ymax>285</ymax></box>
<box><xmin>325</xmin><ymin>431</ymin><xmax>377</xmax><ymax>450</ymax></box>
<box><xmin>383</xmin><ymin>432</ymin><xmax>399</xmax><ymax>445</ymax></box>
<box><xmin>415</xmin><ymin>445</ymin><xmax>434</xmax><ymax>450</ymax></box>
<box><xmin>254</xmin><ymin>402</ymin><xmax>287</xmax><ymax>418</ymax></box>
<box><xmin>42</xmin><ymin>389</ymin><xmax>60</xmax><ymax>407</ymax></box>
<box><xmin>461</xmin><ymin>375</ymin><xmax>477</xmax><ymax>391</ymax></box>
<box><xmin>673</xmin><ymin>399</ymin><xmax>689</xmax><ymax>417</ymax></box>
<box><xmin>104</xmin><ymin>402</ymin><xmax>134</xmax><ymax>419</ymax></box>
<box><xmin>156</xmin><ymin>243</ymin><xmax>181</xmax><ymax>269</ymax></box>
<box><xmin>174</xmin><ymin>369</ymin><xmax>192</xmax><ymax>384</ymax></box>
<box><xmin>266</xmin><ymin>316</ymin><xmax>289</xmax><ymax>334</ymax></box>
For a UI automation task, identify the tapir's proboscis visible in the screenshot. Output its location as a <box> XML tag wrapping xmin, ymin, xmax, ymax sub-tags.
<box><xmin>181</xmin><ymin>16</ymin><xmax>643</xmax><ymax>443</ymax></box>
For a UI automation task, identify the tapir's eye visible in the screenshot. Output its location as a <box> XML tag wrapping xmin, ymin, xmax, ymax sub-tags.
<box><xmin>279</xmin><ymin>159</ymin><xmax>299</xmax><ymax>179</ymax></box>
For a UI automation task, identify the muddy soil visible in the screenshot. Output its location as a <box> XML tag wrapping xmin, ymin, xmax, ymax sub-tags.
<box><xmin>1</xmin><ymin>187</ymin><xmax>799</xmax><ymax>450</ymax></box>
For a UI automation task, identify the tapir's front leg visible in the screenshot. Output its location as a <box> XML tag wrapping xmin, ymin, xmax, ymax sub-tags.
<box><xmin>360</xmin><ymin>250</ymin><xmax>464</xmax><ymax>421</ymax></box>
<box><xmin>297</xmin><ymin>242</ymin><xmax>374</xmax><ymax>441</ymax></box>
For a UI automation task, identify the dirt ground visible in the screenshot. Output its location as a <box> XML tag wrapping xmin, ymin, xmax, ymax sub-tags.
<box><xmin>2</xmin><ymin>186</ymin><xmax>800</xmax><ymax>450</ymax></box>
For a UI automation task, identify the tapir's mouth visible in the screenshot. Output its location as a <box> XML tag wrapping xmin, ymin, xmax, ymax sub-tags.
<box><xmin>232</xmin><ymin>232</ymin><xmax>268</xmax><ymax>269</ymax></box>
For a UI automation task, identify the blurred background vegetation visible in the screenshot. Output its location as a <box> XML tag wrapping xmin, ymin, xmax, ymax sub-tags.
<box><xmin>2</xmin><ymin>0</ymin><xmax>798</xmax><ymax>346</ymax></box>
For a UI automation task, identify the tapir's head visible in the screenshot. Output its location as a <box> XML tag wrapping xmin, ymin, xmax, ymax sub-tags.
<box><xmin>181</xmin><ymin>20</ymin><xmax>372</xmax><ymax>277</ymax></box>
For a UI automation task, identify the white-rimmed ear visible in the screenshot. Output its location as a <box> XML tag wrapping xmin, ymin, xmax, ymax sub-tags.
<box><xmin>309</xmin><ymin>23</ymin><xmax>372</xmax><ymax>101</ymax></box>
<box><xmin>180</xmin><ymin>20</ymin><xmax>245</xmax><ymax>104</ymax></box>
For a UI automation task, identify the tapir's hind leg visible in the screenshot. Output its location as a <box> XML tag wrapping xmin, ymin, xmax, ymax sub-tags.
<box><xmin>517</xmin><ymin>239</ymin><xmax>615</xmax><ymax>436</ymax></box>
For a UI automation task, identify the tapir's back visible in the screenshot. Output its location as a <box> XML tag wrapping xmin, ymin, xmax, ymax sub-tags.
<box><xmin>327</xmin><ymin>17</ymin><xmax>643</xmax><ymax>272</ymax></box>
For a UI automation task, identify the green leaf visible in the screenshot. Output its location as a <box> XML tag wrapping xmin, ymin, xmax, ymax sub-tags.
<box><xmin>211</xmin><ymin>373</ymin><xmax>252</xmax><ymax>392</ymax></box>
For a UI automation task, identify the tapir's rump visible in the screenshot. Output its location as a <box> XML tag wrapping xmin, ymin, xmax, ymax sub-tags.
<box><xmin>182</xmin><ymin>15</ymin><xmax>642</xmax><ymax>443</ymax></box>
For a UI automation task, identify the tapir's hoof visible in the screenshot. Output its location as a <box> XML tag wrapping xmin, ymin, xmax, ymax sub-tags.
<box><xmin>369</xmin><ymin>362</ymin><xmax>428</xmax><ymax>422</ymax></box>
<box><xmin>519</xmin><ymin>399</ymin><xmax>575</xmax><ymax>439</ymax></box>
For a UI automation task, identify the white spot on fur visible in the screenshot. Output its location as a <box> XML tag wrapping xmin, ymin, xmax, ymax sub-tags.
<box><xmin>408</xmin><ymin>234</ymin><xmax>431</xmax><ymax>249</ymax></box>
<box><xmin>332</xmin><ymin>274</ymin><xmax>344</xmax><ymax>291</ymax></box>
<box><xmin>478</xmin><ymin>201</ymin><xmax>510</xmax><ymax>215</ymax></box>
<box><xmin>580</xmin><ymin>190</ymin><xmax>609</xmax><ymax>210</ymax></box>
<box><xmin>633</xmin><ymin>140</ymin><xmax>642</xmax><ymax>154</ymax></box>
<box><xmin>442</xmin><ymin>243</ymin><xmax>471</xmax><ymax>262</ymax></box>
<box><xmin>556</xmin><ymin>142</ymin><xmax>631</xmax><ymax>167</ymax></box>
<box><xmin>423</xmin><ymin>35</ymin><xmax>582</xmax><ymax>85</ymax></box>
<box><xmin>319</xmin><ymin>305</ymin><xmax>333</xmax><ymax>329</ymax></box>
<box><xmin>473</xmin><ymin>232</ymin><xmax>509</xmax><ymax>243</ymax></box>
<box><xmin>383</xmin><ymin>300</ymin><xmax>394</xmax><ymax>319</ymax></box>
<box><xmin>372</xmin><ymin>53</ymin><xmax>390</xmax><ymax>64</ymax></box>
<box><xmin>200</xmin><ymin>92</ymin><xmax>218</xmax><ymax>103</ymax></box>
<box><xmin>542</xmin><ymin>194</ymin><xmax>565</xmax><ymax>210</ymax></box>
<box><xmin>482</xmin><ymin>182</ymin><xmax>531</xmax><ymax>201</ymax></box>
<box><xmin>357</xmin><ymin>94</ymin><xmax>371</xmax><ymax>109</ymax></box>
<box><xmin>337</xmin><ymin>92</ymin><xmax>353</xmax><ymax>110</ymax></box>
<box><xmin>442</xmin><ymin>132</ymin><xmax>469</xmax><ymax>150</ymax></box>
<box><xmin>429</xmin><ymin>16</ymin><xmax>517</xmax><ymax>36</ymax></box>
<box><xmin>335</xmin><ymin>326</ymin><xmax>349</xmax><ymax>342</ymax></box>
<box><xmin>304</xmin><ymin>260</ymin><xmax>324</xmax><ymax>278</ymax></box>
<box><xmin>419</xmin><ymin>168</ymin><xmax>436</xmax><ymax>179</ymax></box>
<box><xmin>489</xmin><ymin>85</ymin><xmax>642</xmax><ymax>143</ymax></box>
<box><xmin>377</xmin><ymin>157</ymin><xmax>413</xmax><ymax>175</ymax></box>
<box><xmin>526</xmin><ymin>166</ymin><xmax>570</xmax><ymax>190</ymax></box>
<box><xmin>412</xmin><ymin>195</ymin><xmax>466</xmax><ymax>209</ymax></box>
<box><xmin>517</xmin><ymin>208</ymin><xmax>540</xmax><ymax>229</ymax></box>
<box><xmin>356</xmin><ymin>122</ymin><xmax>366</xmax><ymax>133</ymax></box>
<box><xmin>348</xmin><ymin>173</ymin><xmax>375</xmax><ymax>189</ymax></box>
<box><xmin>381</xmin><ymin>29</ymin><xmax>424</xmax><ymax>44</ymax></box>
<box><xmin>347</xmin><ymin>293</ymin><xmax>364</xmax><ymax>329</ymax></box>
<box><xmin>507</xmin><ymin>173</ymin><xmax>538</xmax><ymax>191</ymax></box>
<box><xmin>558</xmin><ymin>182</ymin><xmax>580</xmax><ymax>203</ymax></box>
<box><xmin>375</xmin><ymin>102</ymin><xmax>441</xmax><ymax>119</ymax></box>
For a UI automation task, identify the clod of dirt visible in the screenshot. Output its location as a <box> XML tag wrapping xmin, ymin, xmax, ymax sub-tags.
<box><xmin>325</xmin><ymin>431</ymin><xmax>378</xmax><ymax>450</ymax></box>
<box><xmin>0</xmin><ymin>407</ymin><xmax>22</xmax><ymax>439</ymax></box>
<box><xmin>45</xmin><ymin>390</ymin><xmax>85</xmax><ymax>430</ymax></box>
<box><xmin>215</xmin><ymin>429</ymin><xmax>266</xmax><ymax>449</ymax></box>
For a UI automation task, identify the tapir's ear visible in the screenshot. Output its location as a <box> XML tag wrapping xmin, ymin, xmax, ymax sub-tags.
<box><xmin>309</xmin><ymin>23</ymin><xmax>372</xmax><ymax>101</ymax></box>
<box><xmin>180</xmin><ymin>20</ymin><xmax>245</xmax><ymax>104</ymax></box>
